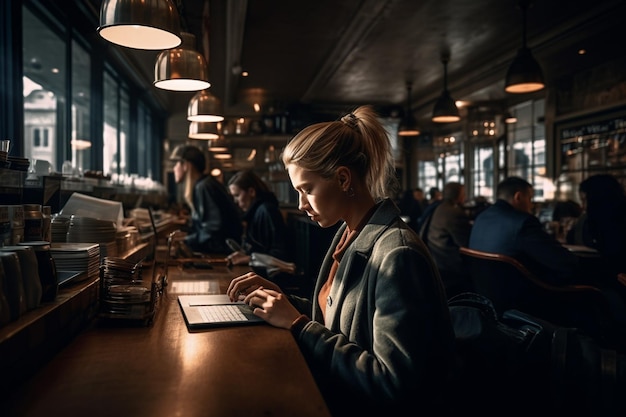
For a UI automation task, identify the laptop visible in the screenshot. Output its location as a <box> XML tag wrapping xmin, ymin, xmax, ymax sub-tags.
<box><xmin>178</xmin><ymin>294</ymin><xmax>265</xmax><ymax>329</ymax></box>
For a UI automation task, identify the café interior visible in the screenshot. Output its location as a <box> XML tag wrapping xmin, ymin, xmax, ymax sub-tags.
<box><xmin>1</xmin><ymin>0</ymin><xmax>626</xmax><ymax>416</ymax></box>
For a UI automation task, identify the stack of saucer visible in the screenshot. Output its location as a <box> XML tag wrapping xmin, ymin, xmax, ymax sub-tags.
<box><xmin>7</xmin><ymin>156</ymin><xmax>29</xmax><ymax>171</ymax></box>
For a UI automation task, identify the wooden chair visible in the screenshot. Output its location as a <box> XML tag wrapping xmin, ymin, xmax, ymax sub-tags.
<box><xmin>458</xmin><ymin>246</ymin><xmax>626</xmax><ymax>349</ymax></box>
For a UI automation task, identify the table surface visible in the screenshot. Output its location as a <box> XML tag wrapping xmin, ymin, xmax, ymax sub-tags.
<box><xmin>4</xmin><ymin>263</ymin><xmax>331</xmax><ymax>417</ymax></box>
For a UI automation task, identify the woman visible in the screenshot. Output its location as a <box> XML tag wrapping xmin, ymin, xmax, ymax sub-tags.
<box><xmin>170</xmin><ymin>144</ymin><xmax>242</xmax><ymax>254</ymax></box>
<box><xmin>567</xmin><ymin>174</ymin><xmax>626</xmax><ymax>278</ymax></box>
<box><xmin>226</xmin><ymin>169</ymin><xmax>291</xmax><ymax>266</ymax></box>
<box><xmin>226</xmin><ymin>106</ymin><xmax>457</xmax><ymax>416</ymax></box>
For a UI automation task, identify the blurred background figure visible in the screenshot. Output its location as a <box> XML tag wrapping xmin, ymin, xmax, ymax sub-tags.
<box><xmin>413</xmin><ymin>187</ymin><xmax>428</xmax><ymax>212</ymax></box>
<box><xmin>427</xmin><ymin>186</ymin><xmax>443</xmax><ymax>206</ymax></box>
<box><xmin>397</xmin><ymin>187</ymin><xmax>424</xmax><ymax>232</ymax></box>
<box><xmin>227</xmin><ymin>169</ymin><xmax>292</xmax><ymax>265</ymax></box>
<box><xmin>170</xmin><ymin>145</ymin><xmax>243</xmax><ymax>254</ymax></box>
<box><xmin>421</xmin><ymin>182</ymin><xmax>473</xmax><ymax>297</ymax></box>
<box><xmin>566</xmin><ymin>174</ymin><xmax>626</xmax><ymax>279</ymax></box>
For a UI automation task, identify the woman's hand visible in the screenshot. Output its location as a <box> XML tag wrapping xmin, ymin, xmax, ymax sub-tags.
<box><xmin>244</xmin><ymin>287</ymin><xmax>301</xmax><ymax>329</ymax></box>
<box><xmin>226</xmin><ymin>251</ymin><xmax>251</xmax><ymax>266</ymax></box>
<box><xmin>227</xmin><ymin>272</ymin><xmax>280</xmax><ymax>301</ymax></box>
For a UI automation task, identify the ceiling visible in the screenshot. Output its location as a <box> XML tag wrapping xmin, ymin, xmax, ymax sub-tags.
<box><xmin>100</xmin><ymin>0</ymin><xmax>624</xmax><ymax>131</ymax></box>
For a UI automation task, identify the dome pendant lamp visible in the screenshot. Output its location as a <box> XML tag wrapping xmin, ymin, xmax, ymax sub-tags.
<box><xmin>432</xmin><ymin>54</ymin><xmax>460</xmax><ymax>123</ymax></box>
<box><xmin>187</xmin><ymin>89</ymin><xmax>224</xmax><ymax>122</ymax></box>
<box><xmin>189</xmin><ymin>121</ymin><xmax>220</xmax><ymax>140</ymax></box>
<box><xmin>504</xmin><ymin>0</ymin><xmax>545</xmax><ymax>93</ymax></box>
<box><xmin>154</xmin><ymin>32</ymin><xmax>211</xmax><ymax>91</ymax></box>
<box><xmin>97</xmin><ymin>0</ymin><xmax>182</xmax><ymax>50</ymax></box>
<box><xmin>398</xmin><ymin>81</ymin><xmax>420</xmax><ymax>137</ymax></box>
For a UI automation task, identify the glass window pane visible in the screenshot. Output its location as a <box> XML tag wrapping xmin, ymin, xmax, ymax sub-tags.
<box><xmin>71</xmin><ymin>39</ymin><xmax>91</xmax><ymax>175</ymax></box>
<box><xmin>23</xmin><ymin>6</ymin><xmax>66</xmax><ymax>172</ymax></box>
<box><xmin>103</xmin><ymin>72</ymin><xmax>118</xmax><ymax>177</ymax></box>
<box><xmin>120</xmin><ymin>89</ymin><xmax>129</xmax><ymax>179</ymax></box>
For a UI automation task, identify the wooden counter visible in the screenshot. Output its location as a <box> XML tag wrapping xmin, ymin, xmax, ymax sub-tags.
<box><xmin>2</xmin><ymin>263</ymin><xmax>330</xmax><ymax>417</ymax></box>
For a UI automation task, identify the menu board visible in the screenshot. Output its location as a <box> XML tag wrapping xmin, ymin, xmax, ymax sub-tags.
<box><xmin>557</xmin><ymin>109</ymin><xmax>626</xmax><ymax>180</ymax></box>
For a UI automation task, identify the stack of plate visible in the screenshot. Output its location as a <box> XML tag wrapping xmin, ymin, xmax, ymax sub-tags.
<box><xmin>50</xmin><ymin>242</ymin><xmax>100</xmax><ymax>283</ymax></box>
<box><xmin>100</xmin><ymin>257</ymin><xmax>153</xmax><ymax>320</ymax></box>
<box><xmin>100</xmin><ymin>257</ymin><xmax>142</xmax><ymax>286</ymax></box>
<box><xmin>51</xmin><ymin>214</ymin><xmax>71</xmax><ymax>243</ymax></box>
<box><xmin>66</xmin><ymin>215</ymin><xmax>117</xmax><ymax>243</ymax></box>
<box><xmin>7</xmin><ymin>156</ymin><xmax>29</xmax><ymax>171</ymax></box>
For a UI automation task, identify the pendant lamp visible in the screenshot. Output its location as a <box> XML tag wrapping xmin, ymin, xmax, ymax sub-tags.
<box><xmin>154</xmin><ymin>32</ymin><xmax>211</xmax><ymax>91</ymax></box>
<box><xmin>504</xmin><ymin>111</ymin><xmax>518</xmax><ymax>124</ymax></box>
<box><xmin>398</xmin><ymin>82</ymin><xmax>420</xmax><ymax>137</ymax></box>
<box><xmin>187</xmin><ymin>89</ymin><xmax>224</xmax><ymax>122</ymax></box>
<box><xmin>432</xmin><ymin>55</ymin><xmax>460</xmax><ymax>123</ymax></box>
<box><xmin>504</xmin><ymin>0</ymin><xmax>545</xmax><ymax>93</ymax></box>
<box><xmin>189</xmin><ymin>121</ymin><xmax>220</xmax><ymax>140</ymax></box>
<box><xmin>97</xmin><ymin>0</ymin><xmax>182</xmax><ymax>50</ymax></box>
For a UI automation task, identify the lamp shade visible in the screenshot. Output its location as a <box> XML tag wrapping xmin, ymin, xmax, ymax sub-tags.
<box><xmin>432</xmin><ymin>90</ymin><xmax>460</xmax><ymax>123</ymax></box>
<box><xmin>398</xmin><ymin>81</ymin><xmax>420</xmax><ymax>136</ymax></box>
<box><xmin>504</xmin><ymin>111</ymin><xmax>518</xmax><ymax>124</ymax></box>
<box><xmin>189</xmin><ymin>121</ymin><xmax>220</xmax><ymax>140</ymax></box>
<box><xmin>187</xmin><ymin>89</ymin><xmax>224</xmax><ymax>122</ymax></box>
<box><xmin>398</xmin><ymin>115</ymin><xmax>420</xmax><ymax>136</ymax></box>
<box><xmin>504</xmin><ymin>47</ymin><xmax>545</xmax><ymax>93</ymax></box>
<box><xmin>432</xmin><ymin>56</ymin><xmax>460</xmax><ymax>123</ymax></box>
<box><xmin>154</xmin><ymin>32</ymin><xmax>210</xmax><ymax>91</ymax></box>
<box><xmin>97</xmin><ymin>0</ymin><xmax>182</xmax><ymax>50</ymax></box>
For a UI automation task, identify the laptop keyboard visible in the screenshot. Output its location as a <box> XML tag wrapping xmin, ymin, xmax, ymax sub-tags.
<box><xmin>198</xmin><ymin>305</ymin><xmax>248</xmax><ymax>322</ymax></box>
<box><xmin>170</xmin><ymin>280</ymin><xmax>212</xmax><ymax>294</ymax></box>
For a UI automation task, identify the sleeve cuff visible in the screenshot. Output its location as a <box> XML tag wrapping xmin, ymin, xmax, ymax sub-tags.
<box><xmin>289</xmin><ymin>314</ymin><xmax>311</xmax><ymax>337</ymax></box>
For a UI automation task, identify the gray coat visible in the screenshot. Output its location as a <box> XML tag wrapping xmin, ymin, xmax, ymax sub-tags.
<box><xmin>290</xmin><ymin>199</ymin><xmax>456</xmax><ymax>416</ymax></box>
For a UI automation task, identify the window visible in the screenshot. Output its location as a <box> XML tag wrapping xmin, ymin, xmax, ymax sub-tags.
<box><xmin>71</xmin><ymin>38</ymin><xmax>91</xmax><ymax>174</ymax></box>
<box><xmin>23</xmin><ymin>6</ymin><xmax>66</xmax><ymax>171</ymax></box>
<box><xmin>103</xmin><ymin>71</ymin><xmax>119</xmax><ymax>178</ymax></box>
<box><xmin>507</xmin><ymin>99</ymin><xmax>548</xmax><ymax>201</ymax></box>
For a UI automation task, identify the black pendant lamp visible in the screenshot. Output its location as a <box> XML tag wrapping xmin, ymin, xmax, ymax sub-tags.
<box><xmin>504</xmin><ymin>0</ymin><xmax>545</xmax><ymax>93</ymax></box>
<box><xmin>154</xmin><ymin>32</ymin><xmax>210</xmax><ymax>91</ymax></box>
<box><xmin>432</xmin><ymin>55</ymin><xmax>460</xmax><ymax>123</ymax></box>
<box><xmin>398</xmin><ymin>82</ymin><xmax>420</xmax><ymax>137</ymax></box>
<box><xmin>97</xmin><ymin>0</ymin><xmax>182</xmax><ymax>50</ymax></box>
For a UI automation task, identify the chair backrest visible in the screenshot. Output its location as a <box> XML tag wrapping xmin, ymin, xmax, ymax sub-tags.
<box><xmin>458</xmin><ymin>246</ymin><xmax>602</xmax><ymax>315</ymax></box>
<box><xmin>459</xmin><ymin>246</ymin><xmax>626</xmax><ymax>348</ymax></box>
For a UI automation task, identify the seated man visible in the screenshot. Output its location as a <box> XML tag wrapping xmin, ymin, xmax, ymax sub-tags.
<box><xmin>469</xmin><ymin>176</ymin><xmax>626</xmax><ymax>348</ymax></box>
<box><xmin>422</xmin><ymin>182</ymin><xmax>472</xmax><ymax>297</ymax></box>
<box><xmin>469</xmin><ymin>176</ymin><xmax>579</xmax><ymax>285</ymax></box>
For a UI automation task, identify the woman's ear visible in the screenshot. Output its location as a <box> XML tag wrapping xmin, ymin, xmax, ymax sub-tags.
<box><xmin>336</xmin><ymin>166</ymin><xmax>352</xmax><ymax>192</ymax></box>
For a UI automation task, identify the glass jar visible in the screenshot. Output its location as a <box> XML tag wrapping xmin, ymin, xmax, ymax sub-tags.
<box><xmin>0</xmin><ymin>251</ymin><xmax>26</xmax><ymax>320</ymax></box>
<box><xmin>0</xmin><ymin>245</ymin><xmax>42</xmax><ymax>310</ymax></box>
<box><xmin>23</xmin><ymin>204</ymin><xmax>43</xmax><ymax>242</ymax></box>
<box><xmin>8</xmin><ymin>205</ymin><xmax>24</xmax><ymax>245</ymax></box>
<box><xmin>42</xmin><ymin>205</ymin><xmax>52</xmax><ymax>243</ymax></box>
<box><xmin>19</xmin><ymin>241</ymin><xmax>57</xmax><ymax>302</ymax></box>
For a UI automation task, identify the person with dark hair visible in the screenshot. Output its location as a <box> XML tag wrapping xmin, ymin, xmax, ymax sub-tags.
<box><xmin>397</xmin><ymin>187</ymin><xmax>423</xmax><ymax>232</ymax></box>
<box><xmin>226</xmin><ymin>169</ymin><xmax>291</xmax><ymax>265</ymax></box>
<box><xmin>170</xmin><ymin>144</ymin><xmax>243</xmax><ymax>254</ymax></box>
<box><xmin>226</xmin><ymin>106</ymin><xmax>457</xmax><ymax>417</ymax></box>
<box><xmin>427</xmin><ymin>186</ymin><xmax>442</xmax><ymax>205</ymax></box>
<box><xmin>469</xmin><ymin>176</ymin><xmax>579</xmax><ymax>284</ymax></box>
<box><xmin>566</xmin><ymin>174</ymin><xmax>626</xmax><ymax>278</ymax></box>
<box><xmin>421</xmin><ymin>181</ymin><xmax>472</xmax><ymax>297</ymax></box>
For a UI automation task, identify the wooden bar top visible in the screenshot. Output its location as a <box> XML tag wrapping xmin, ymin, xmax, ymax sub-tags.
<box><xmin>3</xmin><ymin>263</ymin><xmax>331</xmax><ymax>417</ymax></box>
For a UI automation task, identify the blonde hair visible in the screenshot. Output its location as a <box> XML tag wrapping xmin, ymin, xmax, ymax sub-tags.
<box><xmin>282</xmin><ymin>105</ymin><xmax>397</xmax><ymax>200</ymax></box>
